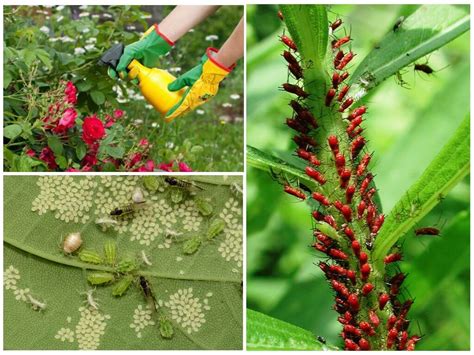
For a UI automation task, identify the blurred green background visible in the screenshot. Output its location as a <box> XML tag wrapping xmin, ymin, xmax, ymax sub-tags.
<box><xmin>247</xmin><ymin>5</ymin><xmax>470</xmax><ymax>350</ymax></box>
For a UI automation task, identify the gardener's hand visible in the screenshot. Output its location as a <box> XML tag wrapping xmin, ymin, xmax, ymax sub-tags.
<box><xmin>165</xmin><ymin>48</ymin><xmax>233</xmax><ymax>121</ymax></box>
<box><xmin>109</xmin><ymin>24</ymin><xmax>174</xmax><ymax>80</ymax></box>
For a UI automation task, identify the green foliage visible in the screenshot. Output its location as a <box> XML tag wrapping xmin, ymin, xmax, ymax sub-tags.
<box><xmin>4</xmin><ymin>176</ymin><xmax>243</xmax><ymax>349</ymax></box>
<box><xmin>247</xmin><ymin>4</ymin><xmax>469</xmax><ymax>350</ymax></box>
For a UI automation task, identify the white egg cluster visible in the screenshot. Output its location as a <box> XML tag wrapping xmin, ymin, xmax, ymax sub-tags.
<box><xmin>129</xmin><ymin>304</ymin><xmax>155</xmax><ymax>338</ymax></box>
<box><xmin>218</xmin><ymin>197</ymin><xmax>243</xmax><ymax>269</ymax></box>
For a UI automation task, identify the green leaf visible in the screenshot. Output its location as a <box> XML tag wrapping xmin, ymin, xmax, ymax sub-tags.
<box><xmin>47</xmin><ymin>135</ymin><xmax>64</xmax><ymax>156</ymax></box>
<box><xmin>246</xmin><ymin>309</ymin><xmax>337</xmax><ymax>350</ymax></box>
<box><xmin>4</xmin><ymin>70</ymin><xmax>13</xmax><ymax>88</ymax></box>
<box><xmin>75</xmin><ymin>141</ymin><xmax>87</xmax><ymax>161</ymax></box>
<box><xmin>90</xmin><ymin>90</ymin><xmax>106</xmax><ymax>105</ymax></box>
<box><xmin>22</xmin><ymin>49</ymin><xmax>36</xmax><ymax>66</ymax></box>
<box><xmin>76</xmin><ymin>81</ymin><xmax>93</xmax><ymax>92</ymax></box>
<box><xmin>350</xmin><ymin>5</ymin><xmax>470</xmax><ymax>99</ymax></box>
<box><xmin>373</xmin><ymin>116</ymin><xmax>470</xmax><ymax>272</ymax></box>
<box><xmin>4</xmin><ymin>176</ymin><xmax>243</xmax><ymax>350</ymax></box>
<box><xmin>55</xmin><ymin>155</ymin><xmax>68</xmax><ymax>170</ymax></box>
<box><xmin>103</xmin><ymin>145</ymin><xmax>125</xmax><ymax>159</ymax></box>
<box><xmin>36</xmin><ymin>49</ymin><xmax>52</xmax><ymax>69</ymax></box>
<box><xmin>4</xmin><ymin>124</ymin><xmax>23</xmax><ymax>140</ymax></box>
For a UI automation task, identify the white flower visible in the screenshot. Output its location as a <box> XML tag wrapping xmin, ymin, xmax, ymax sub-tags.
<box><xmin>151</xmin><ymin>122</ymin><xmax>158</xmax><ymax>128</ymax></box>
<box><xmin>92</xmin><ymin>14</ymin><xmax>99</xmax><ymax>19</ymax></box>
<box><xmin>222</xmin><ymin>102</ymin><xmax>232</xmax><ymax>108</ymax></box>
<box><xmin>165</xmin><ymin>142</ymin><xmax>174</xmax><ymax>149</ymax></box>
<box><xmin>84</xmin><ymin>44</ymin><xmax>96</xmax><ymax>51</ymax></box>
<box><xmin>56</xmin><ymin>15</ymin><xmax>64</xmax><ymax>22</ymax></box>
<box><xmin>196</xmin><ymin>109</ymin><xmax>205</xmax><ymax>115</ymax></box>
<box><xmin>56</xmin><ymin>5</ymin><xmax>64</xmax><ymax>11</ymax></box>
<box><xmin>39</xmin><ymin>26</ymin><xmax>50</xmax><ymax>34</ymax></box>
<box><xmin>74</xmin><ymin>47</ymin><xmax>86</xmax><ymax>55</ymax></box>
<box><xmin>49</xmin><ymin>37</ymin><xmax>60</xmax><ymax>42</ymax></box>
<box><xmin>102</xmin><ymin>13</ymin><xmax>113</xmax><ymax>18</ymax></box>
<box><xmin>141</xmin><ymin>14</ymin><xmax>152</xmax><ymax>19</ymax></box>
<box><xmin>205</xmin><ymin>35</ymin><xmax>219</xmax><ymax>41</ymax></box>
<box><xmin>79</xmin><ymin>12</ymin><xmax>90</xmax><ymax>17</ymax></box>
<box><xmin>230</xmin><ymin>94</ymin><xmax>240</xmax><ymax>100</ymax></box>
<box><xmin>60</xmin><ymin>36</ymin><xmax>74</xmax><ymax>43</ymax></box>
<box><xmin>82</xmin><ymin>28</ymin><xmax>90</xmax><ymax>33</ymax></box>
<box><xmin>86</xmin><ymin>37</ymin><xmax>97</xmax><ymax>44</ymax></box>
<box><xmin>169</xmin><ymin>67</ymin><xmax>182</xmax><ymax>73</ymax></box>
<box><xmin>127</xmin><ymin>25</ymin><xmax>136</xmax><ymax>30</ymax></box>
<box><xmin>134</xmin><ymin>119</ymin><xmax>143</xmax><ymax>125</ymax></box>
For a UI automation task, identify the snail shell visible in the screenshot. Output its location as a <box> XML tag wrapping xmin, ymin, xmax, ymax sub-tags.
<box><xmin>63</xmin><ymin>232</ymin><xmax>83</xmax><ymax>254</ymax></box>
<box><xmin>132</xmin><ymin>187</ymin><xmax>145</xmax><ymax>204</ymax></box>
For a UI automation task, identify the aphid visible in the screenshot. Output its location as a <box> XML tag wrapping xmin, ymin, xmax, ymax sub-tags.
<box><xmin>359</xmin><ymin>251</ymin><xmax>368</xmax><ymax>265</ymax></box>
<box><xmin>337</xmin><ymin>85</ymin><xmax>350</xmax><ymax>102</ymax></box>
<box><xmin>282</xmin><ymin>83</ymin><xmax>309</xmax><ymax>98</ymax></box>
<box><xmin>230</xmin><ymin>182</ymin><xmax>243</xmax><ymax>197</ymax></box>
<box><xmin>141</xmin><ymin>250</ymin><xmax>153</xmax><ymax>266</ymax></box>
<box><xmin>312</xmin><ymin>192</ymin><xmax>330</xmax><ymax>206</ymax></box>
<box><xmin>346</xmin><ymin>115</ymin><xmax>363</xmax><ymax>133</ymax></box>
<box><xmin>110</xmin><ymin>204</ymin><xmax>136</xmax><ymax>217</ymax></box>
<box><xmin>95</xmin><ymin>216</ymin><xmax>118</xmax><ymax>231</ymax></box>
<box><xmin>116</xmin><ymin>258</ymin><xmax>138</xmax><ymax>273</ymax></box>
<box><xmin>298</xmin><ymin>110</ymin><xmax>318</xmax><ymax>128</ymax></box>
<box><xmin>399</xmin><ymin>331</ymin><xmax>409</xmax><ymax>350</ymax></box>
<box><xmin>384</xmin><ymin>252</ymin><xmax>402</xmax><ymax>264</ymax></box>
<box><xmin>371</xmin><ymin>214</ymin><xmax>385</xmax><ymax>234</ymax></box>
<box><xmin>284</xmin><ymin>185</ymin><xmax>306</xmax><ymax>200</ymax></box>
<box><xmin>389</xmin><ymin>272</ymin><xmax>406</xmax><ymax>296</ymax></box>
<box><xmin>312</xmin><ymin>210</ymin><xmax>325</xmax><ymax>221</ymax></box>
<box><xmin>360</xmin><ymin>173</ymin><xmax>373</xmax><ymax>195</ymax></box>
<box><xmin>344</xmin><ymin>324</ymin><xmax>361</xmax><ymax>337</ymax></box>
<box><xmin>338</xmin><ymin>97</ymin><xmax>353</xmax><ymax>112</ymax></box>
<box><xmin>207</xmin><ymin>218</ymin><xmax>226</xmax><ymax>240</ymax></box>
<box><xmin>406</xmin><ymin>335</ymin><xmax>421</xmax><ymax>350</ymax></box>
<box><xmin>331</xmin><ymin>280</ymin><xmax>349</xmax><ymax>298</ymax></box>
<box><xmin>328</xmin><ymin>248</ymin><xmax>348</xmax><ymax>260</ymax></box>
<box><xmin>27</xmin><ymin>294</ymin><xmax>47</xmax><ymax>311</ymax></box>
<box><xmin>334</xmin><ymin>50</ymin><xmax>344</xmax><ymax>68</ymax></box>
<box><xmin>313</xmin><ymin>242</ymin><xmax>327</xmax><ymax>254</ymax></box>
<box><xmin>362</xmin><ymin>283</ymin><xmax>374</xmax><ymax>296</ymax></box>
<box><xmin>164</xmin><ymin>177</ymin><xmax>203</xmax><ymax>191</ymax></box>
<box><xmin>349</xmin><ymin>106</ymin><xmax>367</xmax><ymax>120</ymax></box>
<box><xmin>305</xmin><ymin>166</ymin><xmax>326</xmax><ymax>185</ymax></box>
<box><xmin>112</xmin><ymin>274</ymin><xmax>134</xmax><ymax>297</ymax></box>
<box><xmin>296</xmin><ymin>148</ymin><xmax>320</xmax><ymax>166</ymax></box>
<box><xmin>327</xmin><ymin>135</ymin><xmax>339</xmax><ymax>155</ymax></box>
<box><xmin>379</xmin><ymin>293</ymin><xmax>390</xmax><ymax>310</ymax></box>
<box><xmin>84</xmin><ymin>289</ymin><xmax>99</xmax><ymax>310</ymax></box>
<box><xmin>62</xmin><ymin>232</ymin><xmax>83</xmax><ymax>255</ymax></box>
<box><xmin>348</xmin><ymin>127</ymin><xmax>363</xmax><ymax>139</ymax></box>
<box><xmin>315</xmin><ymin>232</ymin><xmax>334</xmax><ymax>247</ymax></box>
<box><xmin>336</xmin><ymin>51</ymin><xmax>355</xmax><ymax>70</ymax></box>
<box><xmin>325</xmin><ymin>88</ymin><xmax>336</xmax><ymax>106</ymax></box>
<box><xmin>360</xmin><ymin>263</ymin><xmax>371</xmax><ymax>280</ymax></box>
<box><xmin>345</xmin><ymin>185</ymin><xmax>355</xmax><ymax>204</ymax></box>
<box><xmin>345</xmin><ymin>339</ymin><xmax>359</xmax><ymax>351</ymax></box>
<box><xmin>317</xmin><ymin>335</ymin><xmax>327</xmax><ymax>344</ymax></box>
<box><xmin>159</xmin><ymin>316</ymin><xmax>174</xmax><ymax>339</ymax></box>
<box><xmin>87</xmin><ymin>272</ymin><xmax>115</xmax><ymax>285</ymax></box>
<box><xmin>286</xmin><ymin>118</ymin><xmax>309</xmax><ymax>134</ymax></box>
<box><xmin>351</xmin><ymin>136</ymin><xmax>366</xmax><ymax>159</ymax></box>
<box><xmin>334</xmin><ymin>201</ymin><xmax>352</xmax><ymax>222</ymax></box>
<box><xmin>195</xmin><ymin>196</ymin><xmax>214</xmax><ymax>216</ymax></box>
<box><xmin>280</xmin><ymin>34</ymin><xmax>297</xmax><ymax>51</ymax></box>
<box><xmin>332</xmin><ymin>35</ymin><xmax>351</xmax><ymax>49</ymax></box>
<box><xmin>393</xmin><ymin>16</ymin><xmax>405</xmax><ymax>32</ymax></box>
<box><xmin>289</xmin><ymin>99</ymin><xmax>304</xmax><ymax>113</ymax></box>
<box><xmin>293</xmin><ymin>134</ymin><xmax>317</xmax><ymax>148</ymax></box>
<box><xmin>387</xmin><ymin>328</ymin><xmax>399</xmax><ymax>349</ymax></box>
<box><xmin>334</xmin><ymin>153</ymin><xmax>345</xmax><ymax>172</ymax></box>
<box><xmin>366</xmin><ymin>204</ymin><xmax>376</xmax><ymax>227</ymax></box>
<box><xmin>78</xmin><ymin>249</ymin><xmax>103</xmax><ymax>264</ymax></box>
<box><xmin>351</xmin><ymin>240</ymin><xmax>361</xmax><ymax>256</ymax></box>
<box><xmin>288</xmin><ymin>62</ymin><xmax>303</xmax><ymax>80</ymax></box>
<box><xmin>347</xmin><ymin>293</ymin><xmax>360</xmax><ymax>312</ymax></box>
<box><xmin>356</xmin><ymin>153</ymin><xmax>371</xmax><ymax>176</ymax></box>
<box><xmin>332</xmin><ymin>72</ymin><xmax>340</xmax><ymax>89</ymax></box>
<box><xmin>142</xmin><ymin>176</ymin><xmax>160</xmax><ymax>192</ymax></box>
<box><xmin>132</xmin><ymin>187</ymin><xmax>146</xmax><ymax>204</ymax></box>
<box><xmin>387</xmin><ymin>315</ymin><xmax>397</xmax><ymax>330</ymax></box>
<box><xmin>414</xmin><ymin>227</ymin><xmax>440</xmax><ymax>236</ymax></box>
<box><xmin>139</xmin><ymin>276</ymin><xmax>157</xmax><ymax>311</ymax></box>
<box><xmin>368</xmin><ymin>310</ymin><xmax>380</xmax><ymax>328</ymax></box>
<box><xmin>183</xmin><ymin>235</ymin><xmax>202</xmax><ymax>254</ymax></box>
<box><xmin>358</xmin><ymin>338</ymin><xmax>371</xmax><ymax>350</ymax></box>
<box><xmin>395</xmin><ymin>70</ymin><xmax>410</xmax><ymax>88</ymax></box>
<box><xmin>330</xmin><ymin>18</ymin><xmax>343</xmax><ymax>32</ymax></box>
<box><xmin>414</xmin><ymin>63</ymin><xmax>435</xmax><ymax>75</ymax></box>
<box><xmin>343</xmin><ymin>226</ymin><xmax>355</xmax><ymax>241</ymax></box>
<box><xmin>170</xmin><ymin>188</ymin><xmax>184</xmax><ymax>203</ymax></box>
<box><xmin>282</xmin><ymin>50</ymin><xmax>299</xmax><ymax>67</ymax></box>
<box><xmin>346</xmin><ymin>270</ymin><xmax>356</xmax><ymax>285</ymax></box>
<box><xmin>338</xmin><ymin>71</ymin><xmax>349</xmax><ymax>84</ymax></box>
<box><xmin>328</xmin><ymin>264</ymin><xmax>347</xmax><ymax>276</ymax></box>
<box><xmin>277</xmin><ymin>10</ymin><xmax>284</xmax><ymax>21</ymax></box>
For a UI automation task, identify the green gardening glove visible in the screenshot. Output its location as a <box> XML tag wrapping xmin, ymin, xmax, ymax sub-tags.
<box><xmin>109</xmin><ymin>24</ymin><xmax>174</xmax><ymax>80</ymax></box>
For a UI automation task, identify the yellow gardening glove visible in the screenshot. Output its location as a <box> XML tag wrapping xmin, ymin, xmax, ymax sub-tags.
<box><xmin>165</xmin><ymin>48</ymin><xmax>233</xmax><ymax>122</ymax></box>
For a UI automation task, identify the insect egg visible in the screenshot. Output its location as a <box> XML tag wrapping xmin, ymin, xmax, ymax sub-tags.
<box><xmin>62</xmin><ymin>232</ymin><xmax>82</xmax><ymax>254</ymax></box>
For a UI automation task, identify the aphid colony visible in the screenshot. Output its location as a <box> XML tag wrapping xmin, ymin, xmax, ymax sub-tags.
<box><xmin>276</xmin><ymin>12</ymin><xmax>420</xmax><ymax>350</ymax></box>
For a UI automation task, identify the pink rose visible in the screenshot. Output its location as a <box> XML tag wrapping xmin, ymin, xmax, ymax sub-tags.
<box><xmin>137</xmin><ymin>160</ymin><xmax>155</xmax><ymax>172</ymax></box>
<box><xmin>104</xmin><ymin>114</ymin><xmax>115</xmax><ymax>128</ymax></box>
<box><xmin>25</xmin><ymin>149</ymin><xmax>36</xmax><ymax>157</ymax></box>
<box><xmin>54</xmin><ymin>108</ymin><xmax>77</xmax><ymax>133</ymax></box>
<box><xmin>113</xmin><ymin>109</ymin><xmax>124</xmax><ymax>119</ymax></box>
<box><xmin>178</xmin><ymin>161</ymin><xmax>193</xmax><ymax>172</ymax></box>
<box><xmin>158</xmin><ymin>161</ymin><xmax>174</xmax><ymax>172</ymax></box>
<box><xmin>82</xmin><ymin>114</ymin><xmax>105</xmax><ymax>145</ymax></box>
<box><xmin>64</xmin><ymin>81</ymin><xmax>77</xmax><ymax>105</ymax></box>
<box><xmin>138</xmin><ymin>138</ymin><xmax>149</xmax><ymax>147</ymax></box>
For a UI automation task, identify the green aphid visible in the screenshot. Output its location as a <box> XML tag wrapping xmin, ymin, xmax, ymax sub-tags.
<box><xmin>170</xmin><ymin>188</ymin><xmax>184</xmax><ymax>203</ymax></box>
<box><xmin>116</xmin><ymin>258</ymin><xmax>137</xmax><ymax>273</ymax></box>
<box><xmin>159</xmin><ymin>316</ymin><xmax>174</xmax><ymax>339</ymax></box>
<box><xmin>314</xmin><ymin>221</ymin><xmax>343</xmax><ymax>242</ymax></box>
<box><xmin>103</xmin><ymin>240</ymin><xmax>117</xmax><ymax>266</ymax></box>
<box><xmin>143</xmin><ymin>176</ymin><xmax>160</xmax><ymax>192</ymax></box>
<box><xmin>112</xmin><ymin>275</ymin><xmax>134</xmax><ymax>297</ymax></box>
<box><xmin>78</xmin><ymin>250</ymin><xmax>103</xmax><ymax>264</ymax></box>
<box><xmin>195</xmin><ymin>196</ymin><xmax>213</xmax><ymax>216</ymax></box>
<box><xmin>183</xmin><ymin>235</ymin><xmax>202</xmax><ymax>255</ymax></box>
<box><xmin>87</xmin><ymin>272</ymin><xmax>114</xmax><ymax>285</ymax></box>
<box><xmin>207</xmin><ymin>218</ymin><xmax>226</xmax><ymax>240</ymax></box>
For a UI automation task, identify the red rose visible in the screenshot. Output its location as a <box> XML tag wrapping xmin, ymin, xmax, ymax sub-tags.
<box><xmin>65</xmin><ymin>81</ymin><xmax>77</xmax><ymax>105</ymax></box>
<box><xmin>39</xmin><ymin>147</ymin><xmax>58</xmax><ymax>170</ymax></box>
<box><xmin>53</xmin><ymin>108</ymin><xmax>77</xmax><ymax>133</ymax></box>
<box><xmin>137</xmin><ymin>160</ymin><xmax>154</xmax><ymax>172</ymax></box>
<box><xmin>158</xmin><ymin>161</ymin><xmax>174</xmax><ymax>172</ymax></box>
<box><xmin>113</xmin><ymin>109</ymin><xmax>124</xmax><ymax>119</ymax></box>
<box><xmin>25</xmin><ymin>149</ymin><xmax>36</xmax><ymax>157</ymax></box>
<box><xmin>104</xmin><ymin>114</ymin><xmax>115</xmax><ymax>128</ymax></box>
<box><xmin>178</xmin><ymin>161</ymin><xmax>193</xmax><ymax>172</ymax></box>
<box><xmin>82</xmin><ymin>115</ymin><xmax>105</xmax><ymax>145</ymax></box>
<box><xmin>138</xmin><ymin>138</ymin><xmax>149</xmax><ymax>147</ymax></box>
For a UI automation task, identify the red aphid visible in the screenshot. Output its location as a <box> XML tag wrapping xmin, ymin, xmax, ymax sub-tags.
<box><xmin>346</xmin><ymin>270</ymin><xmax>356</xmax><ymax>285</ymax></box>
<box><xmin>371</xmin><ymin>214</ymin><xmax>385</xmax><ymax>234</ymax></box>
<box><xmin>280</xmin><ymin>34</ymin><xmax>297</xmax><ymax>51</ymax></box>
<box><xmin>338</xmin><ymin>316</ymin><xmax>348</xmax><ymax>325</ymax></box>
<box><xmin>282</xmin><ymin>50</ymin><xmax>298</xmax><ymax>66</ymax></box>
<box><xmin>288</xmin><ymin>62</ymin><xmax>303</xmax><ymax>80</ymax></box>
<box><xmin>339</xmin><ymin>71</ymin><xmax>350</xmax><ymax>84</ymax></box>
<box><xmin>336</xmin><ymin>51</ymin><xmax>355</xmax><ymax>70</ymax></box>
<box><xmin>339</xmin><ymin>168</ymin><xmax>351</xmax><ymax>188</ymax></box>
<box><xmin>329</xmin><ymin>264</ymin><xmax>347</xmax><ymax>276</ymax></box>
<box><xmin>289</xmin><ymin>99</ymin><xmax>304</xmax><ymax>113</ymax></box>
<box><xmin>334</xmin><ymin>50</ymin><xmax>344</xmax><ymax>68</ymax></box>
<box><xmin>305</xmin><ymin>166</ymin><xmax>326</xmax><ymax>185</ymax></box>
<box><xmin>312</xmin><ymin>210</ymin><xmax>325</xmax><ymax>221</ymax></box>
<box><xmin>340</xmin><ymin>204</ymin><xmax>352</xmax><ymax>222</ymax></box>
<box><xmin>356</xmin><ymin>153</ymin><xmax>372</xmax><ymax>176</ymax></box>
<box><xmin>359</xmin><ymin>321</ymin><xmax>376</xmax><ymax>336</ymax></box>
<box><xmin>365</xmin><ymin>187</ymin><xmax>377</xmax><ymax>202</ymax></box>
<box><xmin>324</xmin><ymin>214</ymin><xmax>338</xmax><ymax>229</ymax></box>
<box><xmin>369</xmin><ymin>310</ymin><xmax>380</xmax><ymax>328</ymax></box>
<box><xmin>406</xmin><ymin>335</ymin><xmax>421</xmax><ymax>351</ymax></box>
<box><xmin>312</xmin><ymin>192</ymin><xmax>330</xmax><ymax>206</ymax></box>
<box><xmin>415</xmin><ymin>227</ymin><xmax>440</xmax><ymax>236</ymax></box>
<box><xmin>318</xmin><ymin>261</ymin><xmax>329</xmax><ymax>274</ymax></box>
<box><xmin>286</xmin><ymin>118</ymin><xmax>309</xmax><ymax>134</ymax></box>
<box><xmin>347</xmin><ymin>293</ymin><xmax>360</xmax><ymax>312</ymax></box>
<box><xmin>345</xmin><ymin>185</ymin><xmax>355</xmax><ymax>204</ymax></box>
<box><xmin>357</xmin><ymin>200</ymin><xmax>367</xmax><ymax>219</ymax></box>
<box><xmin>346</xmin><ymin>115</ymin><xmax>363</xmax><ymax>133</ymax></box>
<box><xmin>360</xmin><ymin>263</ymin><xmax>371</xmax><ymax>281</ymax></box>
<box><xmin>362</xmin><ymin>283</ymin><xmax>374</xmax><ymax>296</ymax></box>
<box><xmin>330</xmin><ymin>18</ymin><xmax>343</xmax><ymax>31</ymax></box>
<box><xmin>338</xmin><ymin>97</ymin><xmax>354</xmax><ymax>112</ymax></box>
<box><xmin>398</xmin><ymin>331</ymin><xmax>409</xmax><ymax>350</ymax></box>
<box><xmin>284</xmin><ymin>185</ymin><xmax>306</xmax><ymax>200</ymax></box>
<box><xmin>399</xmin><ymin>299</ymin><xmax>414</xmax><ymax>319</ymax></box>
<box><xmin>387</xmin><ymin>328</ymin><xmax>399</xmax><ymax>349</ymax></box>
<box><xmin>351</xmin><ymin>240</ymin><xmax>361</xmax><ymax>256</ymax></box>
<box><xmin>384</xmin><ymin>253</ymin><xmax>402</xmax><ymax>264</ymax></box>
<box><xmin>293</xmin><ymin>134</ymin><xmax>317</xmax><ymax>149</ymax></box>
<box><xmin>331</xmin><ymin>280</ymin><xmax>349</xmax><ymax>298</ymax></box>
<box><xmin>298</xmin><ymin>110</ymin><xmax>318</xmax><ymax>128</ymax></box>
<box><xmin>358</xmin><ymin>338</ymin><xmax>371</xmax><ymax>350</ymax></box>
<box><xmin>366</xmin><ymin>204</ymin><xmax>376</xmax><ymax>227</ymax></box>
<box><xmin>329</xmin><ymin>248</ymin><xmax>348</xmax><ymax>260</ymax></box>
<box><xmin>337</xmin><ymin>85</ymin><xmax>350</xmax><ymax>102</ymax></box>
<box><xmin>344</xmin><ymin>339</ymin><xmax>359</xmax><ymax>351</ymax></box>
<box><xmin>344</xmin><ymin>311</ymin><xmax>353</xmax><ymax>322</ymax></box>
<box><xmin>296</xmin><ymin>148</ymin><xmax>321</xmax><ymax>166</ymax></box>
<box><xmin>344</xmin><ymin>324</ymin><xmax>361</xmax><ymax>337</ymax></box>
<box><xmin>387</xmin><ymin>315</ymin><xmax>397</xmax><ymax>330</ymax></box>
<box><xmin>360</xmin><ymin>173</ymin><xmax>373</xmax><ymax>195</ymax></box>
<box><xmin>282</xmin><ymin>83</ymin><xmax>308</xmax><ymax>98</ymax></box>
<box><xmin>313</xmin><ymin>242</ymin><xmax>327</xmax><ymax>254</ymax></box>
<box><xmin>334</xmin><ymin>153</ymin><xmax>346</xmax><ymax>171</ymax></box>
<box><xmin>349</xmin><ymin>126</ymin><xmax>364</xmax><ymax>139</ymax></box>
<box><xmin>325</xmin><ymin>88</ymin><xmax>336</xmax><ymax>106</ymax></box>
<box><xmin>389</xmin><ymin>272</ymin><xmax>406</xmax><ymax>296</ymax></box>
<box><xmin>379</xmin><ymin>293</ymin><xmax>390</xmax><ymax>310</ymax></box>
<box><xmin>277</xmin><ymin>10</ymin><xmax>284</xmax><ymax>21</ymax></box>
<box><xmin>359</xmin><ymin>252</ymin><xmax>368</xmax><ymax>265</ymax></box>
<box><xmin>349</xmin><ymin>106</ymin><xmax>367</xmax><ymax>120</ymax></box>
<box><xmin>351</xmin><ymin>136</ymin><xmax>366</xmax><ymax>159</ymax></box>
<box><xmin>332</xmin><ymin>72</ymin><xmax>340</xmax><ymax>89</ymax></box>
<box><xmin>343</xmin><ymin>226</ymin><xmax>355</xmax><ymax>241</ymax></box>
<box><xmin>332</xmin><ymin>35</ymin><xmax>351</xmax><ymax>49</ymax></box>
<box><xmin>328</xmin><ymin>135</ymin><xmax>339</xmax><ymax>155</ymax></box>
<box><xmin>315</xmin><ymin>232</ymin><xmax>334</xmax><ymax>247</ymax></box>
